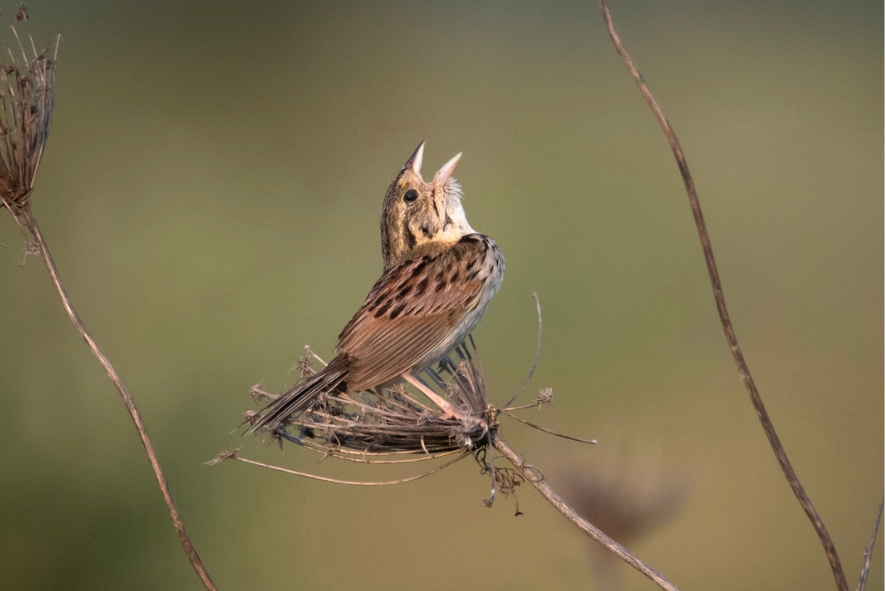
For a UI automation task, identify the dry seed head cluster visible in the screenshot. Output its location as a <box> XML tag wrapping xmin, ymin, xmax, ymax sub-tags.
<box><xmin>0</xmin><ymin>5</ymin><xmax>58</xmax><ymax>216</ymax></box>
<box><xmin>246</xmin><ymin>342</ymin><xmax>497</xmax><ymax>459</ymax></box>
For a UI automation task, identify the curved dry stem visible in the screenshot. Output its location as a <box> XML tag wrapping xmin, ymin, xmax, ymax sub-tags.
<box><xmin>499</xmin><ymin>402</ymin><xmax>543</xmax><ymax>412</ymax></box>
<box><xmin>499</xmin><ymin>410</ymin><xmax>597</xmax><ymax>445</ymax></box>
<box><xmin>491</xmin><ymin>434</ymin><xmax>679</xmax><ymax>591</ymax></box>
<box><xmin>504</xmin><ymin>292</ymin><xmax>543</xmax><ymax>409</ymax></box>
<box><xmin>596</xmin><ymin>2</ymin><xmax>848</xmax><ymax>589</ymax></box>
<box><xmin>20</xmin><ymin>207</ymin><xmax>217</xmax><ymax>591</ymax></box>
<box><xmin>213</xmin><ymin>449</ymin><xmax>470</xmax><ymax>485</ymax></box>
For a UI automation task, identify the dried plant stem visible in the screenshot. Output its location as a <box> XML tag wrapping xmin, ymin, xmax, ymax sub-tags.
<box><xmin>499</xmin><ymin>410</ymin><xmax>597</xmax><ymax>445</ymax></box>
<box><xmin>20</xmin><ymin>207</ymin><xmax>217</xmax><ymax>591</ymax></box>
<box><xmin>491</xmin><ymin>434</ymin><xmax>679</xmax><ymax>591</ymax></box>
<box><xmin>596</xmin><ymin>2</ymin><xmax>849</xmax><ymax>590</ymax></box>
<box><xmin>212</xmin><ymin>449</ymin><xmax>470</xmax><ymax>485</ymax></box>
<box><xmin>856</xmin><ymin>497</ymin><xmax>884</xmax><ymax>591</ymax></box>
<box><xmin>503</xmin><ymin>292</ymin><xmax>542</xmax><ymax>409</ymax></box>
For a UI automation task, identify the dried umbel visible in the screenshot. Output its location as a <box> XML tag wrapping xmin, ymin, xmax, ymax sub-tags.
<box><xmin>223</xmin><ymin>328</ymin><xmax>596</xmax><ymax>510</ymax></box>
<box><xmin>0</xmin><ymin>6</ymin><xmax>59</xmax><ymax>216</ymax></box>
<box><xmin>247</xmin><ymin>341</ymin><xmax>497</xmax><ymax>462</ymax></box>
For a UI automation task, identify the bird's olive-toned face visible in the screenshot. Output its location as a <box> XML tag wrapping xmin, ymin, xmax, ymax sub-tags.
<box><xmin>380</xmin><ymin>142</ymin><xmax>475</xmax><ymax>270</ymax></box>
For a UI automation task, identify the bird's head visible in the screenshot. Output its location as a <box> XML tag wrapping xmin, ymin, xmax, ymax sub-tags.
<box><xmin>380</xmin><ymin>141</ymin><xmax>475</xmax><ymax>270</ymax></box>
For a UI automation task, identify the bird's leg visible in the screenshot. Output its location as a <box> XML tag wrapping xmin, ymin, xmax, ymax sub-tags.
<box><xmin>401</xmin><ymin>373</ymin><xmax>459</xmax><ymax>420</ymax></box>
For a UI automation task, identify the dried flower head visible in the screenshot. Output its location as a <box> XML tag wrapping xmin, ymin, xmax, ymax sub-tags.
<box><xmin>0</xmin><ymin>7</ymin><xmax>59</xmax><ymax>216</ymax></box>
<box><xmin>224</xmin><ymin>333</ymin><xmax>594</xmax><ymax>515</ymax></box>
<box><xmin>536</xmin><ymin>387</ymin><xmax>554</xmax><ymax>405</ymax></box>
<box><xmin>248</xmin><ymin>341</ymin><xmax>495</xmax><ymax>461</ymax></box>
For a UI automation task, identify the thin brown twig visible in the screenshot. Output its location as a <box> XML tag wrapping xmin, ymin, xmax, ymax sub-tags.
<box><xmin>498</xmin><ymin>403</ymin><xmax>540</xmax><ymax>412</ymax></box>
<box><xmin>596</xmin><ymin>2</ymin><xmax>848</xmax><ymax>590</ymax></box>
<box><xmin>856</xmin><ymin>496</ymin><xmax>884</xmax><ymax>591</ymax></box>
<box><xmin>491</xmin><ymin>434</ymin><xmax>679</xmax><ymax>591</ymax></box>
<box><xmin>504</xmin><ymin>292</ymin><xmax>543</xmax><ymax>409</ymax></box>
<box><xmin>499</xmin><ymin>410</ymin><xmax>597</xmax><ymax>445</ymax></box>
<box><xmin>20</xmin><ymin>207</ymin><xmax>218</xmax><ymax>591</ymax></box>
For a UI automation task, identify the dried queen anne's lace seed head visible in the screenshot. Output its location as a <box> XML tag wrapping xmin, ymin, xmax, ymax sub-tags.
<box><xmin>0</xmin><ymin>5</ymin><xmax>59</xmax><ymax>216</ymax></box>
<box><xmin>246</xmin><ymin>342</ymin><xmax>493</xmax><ymax>458</ymax></box>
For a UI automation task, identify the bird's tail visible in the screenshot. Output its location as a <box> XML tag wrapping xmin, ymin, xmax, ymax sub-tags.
<box><xmin>246</xmin><ymin>357</ymin><xmax>348</xmax><ymax>435</ymax></box>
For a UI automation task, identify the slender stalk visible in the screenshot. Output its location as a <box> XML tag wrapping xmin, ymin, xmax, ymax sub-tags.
<box><xmin>21</xmin><ymin>207</ymin><xmax>218</xmax><ymax>591</ymax></box>
<box><xmin>499</xmin><ymin>410</ymin><xmax>598</xmax><ymax>444</ymax></box>
<box><xmin>491</xmin><ymin>434</ymin><xmax>679</xmax><ymax>591</ymax></box>
<box><xmin>856</xmin><ymin>497</ymin><xmax>884</xmax><ymax>591</ymax></box>
<box><xmin>211</xmin><ymin>450</ymin><xmax>470</xmax><ymax>485</ymax></box>
<box><xmin>596</xmin><ymin>2</ymin><xmax>848</xmax><ymax>589</ymax></box>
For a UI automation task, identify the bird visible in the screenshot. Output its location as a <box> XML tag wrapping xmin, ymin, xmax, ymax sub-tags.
<box><xmin>247</xmin><ymin>141</ymin><xmax>504</xmax><ymax>434</ymax></box>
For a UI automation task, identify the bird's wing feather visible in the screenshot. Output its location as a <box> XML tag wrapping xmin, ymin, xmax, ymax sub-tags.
<box><xmin>337</xmin><ymin>235</ymin><xmax>492</xmax><ymax>391</ymax></box>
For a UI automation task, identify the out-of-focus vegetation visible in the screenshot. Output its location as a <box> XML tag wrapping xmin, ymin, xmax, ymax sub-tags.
<box><xmin>0</xmin><ymin>1</ymin><xmax>880</xmax><ymax>589</ymax></box>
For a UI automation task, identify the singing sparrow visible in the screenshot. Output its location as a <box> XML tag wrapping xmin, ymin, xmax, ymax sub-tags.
<box><xmin>248</xmin><ymin>141</ymin><xmax>504</xmax><ymax>433</ymax></box>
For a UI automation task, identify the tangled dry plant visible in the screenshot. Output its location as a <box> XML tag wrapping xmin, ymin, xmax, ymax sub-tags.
<box><xmin>0</xmin><ymin>7</ymin><xmax>217</xmax><ymax>591</ymax></box>
<box><xmin>260</xmin><ymin>342</ymin><xmax>494</xmax><ymax>458</ymax></box>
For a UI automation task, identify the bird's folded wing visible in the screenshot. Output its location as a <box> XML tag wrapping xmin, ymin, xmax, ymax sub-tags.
<box><xmin>336</xmin><ymin>235</ymin><xmax>491</xmax><ymax>391</ymax></box>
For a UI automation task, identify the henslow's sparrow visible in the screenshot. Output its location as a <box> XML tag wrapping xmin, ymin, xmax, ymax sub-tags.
<box><xmin>248</xmin><ymin>141</ymin><xmax>504</xmax><ymax>433</ymax></box>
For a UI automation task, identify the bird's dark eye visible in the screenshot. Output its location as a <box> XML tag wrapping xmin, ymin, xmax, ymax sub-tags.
<box><xmin>403</xmin><ymin>189</ymin><xmax>419</xmax><ymax>203</ymax></box>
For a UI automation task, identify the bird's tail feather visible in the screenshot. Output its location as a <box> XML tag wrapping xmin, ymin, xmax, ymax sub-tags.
<box><xmin>246</xmin><ymin>357</ymin><xmax>348</xmax><ymax>434</ymax></box>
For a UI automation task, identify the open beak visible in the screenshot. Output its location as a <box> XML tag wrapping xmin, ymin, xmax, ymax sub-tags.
<box><xmin>433</xmin><ymin>152</ymin><xmax>462</xmax><ymax>188</ymax></box>
<box><xmin>405</xmin><ymin>140</ymin><xmax>425</xmax><ymax>175</ymax></box>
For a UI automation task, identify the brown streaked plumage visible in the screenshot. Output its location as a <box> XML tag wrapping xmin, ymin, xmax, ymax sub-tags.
<box><xmin>338</xmin><ymin>233</ymin><xmax>502</xmax><ymax>391</ymax></box>
<box><xmin>248</xmin><ymin>142</ymin><xmax>504</xmax><ymax>434</ymax></box>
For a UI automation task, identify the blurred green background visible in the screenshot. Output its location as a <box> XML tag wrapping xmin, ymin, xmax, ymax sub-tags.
<box><xmin>0</xmin><ymin>1</ymin><xmax>881</xmax><ymax>589</ymax></box>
